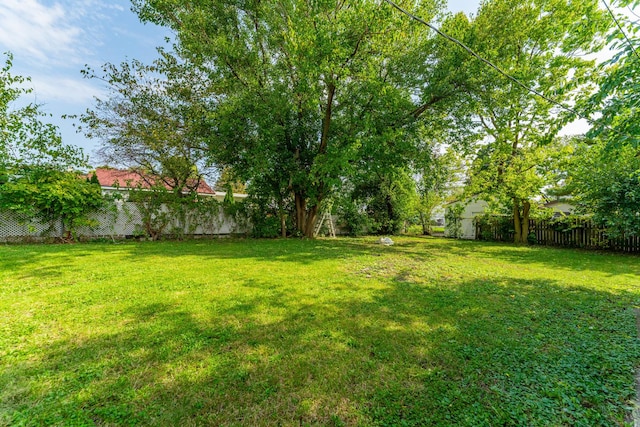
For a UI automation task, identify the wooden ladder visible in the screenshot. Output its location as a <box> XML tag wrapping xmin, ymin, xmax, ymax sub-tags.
<box><xmin>314</xmin><ymin>211</ymin><xmax>336</xmax><ymax>238</ymax></box>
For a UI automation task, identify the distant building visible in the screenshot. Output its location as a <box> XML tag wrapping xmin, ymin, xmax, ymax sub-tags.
<box><xmin>431</xmin><ymin>205</ymin><xmax>445</xmax><ymax>226</ymax></box>
<box><xmin>445</xmin><ymin>197</ymin><xmax>578</xmax><ymax>240</ymax></box>
<box><xmin>444</xmin><ymin>199</ymin><xmax>489</xmax><ymax>239</ymax></box>
<box><xmin>543</xmin><ymin>200</ymin><xmax>575</xmax><ymax>217</ymax></box>
<box><xmin>91</xmin><ymin>168</ymin><xmax>247</xmax><ymax>202</ymax></box>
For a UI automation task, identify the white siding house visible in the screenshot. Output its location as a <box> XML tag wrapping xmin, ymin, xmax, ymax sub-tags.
<box><xmin>445</xmin><ymin>199</ymin><xmax>489</xmax><ymax>239</ymax></box>
<box><xmin>543</xmin><ymin>200</ymin><xmax>575</xmax><ymax>217</ymax></box>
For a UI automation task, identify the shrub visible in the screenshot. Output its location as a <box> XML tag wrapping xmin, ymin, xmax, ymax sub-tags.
<box><xmin>337</xmin><ymin>199</ymin><xmax>370</xmax><ymax>237</ymax></box>
<box><xmin>474</xmin><ymin>214</ymin><xmax>512</xmax><ymax>242</ymax></box>
<box><xmin>445</xmin><ymin>204</ymin><xmax>464</xmax><ymax>238</ymax></box>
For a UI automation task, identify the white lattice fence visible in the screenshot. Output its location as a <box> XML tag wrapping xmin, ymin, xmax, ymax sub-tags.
<box><xmin>73</xmin><ymin>202</ymin><xmax>144</xmax><ymax>238</ymax></box>
<box><xmin>1</xmin><ymin>202</ymin><xmax>249</xmax><ymax>242</ymax></box>
<box><xmin>182</xmin><ymin>206</ymin><xmax>248</xmax><ymax>235</ymax></box>
<box><xmin>0</xmin><ymin>210</ymin><xmax>64</xmax><ymax>241</ymax></box>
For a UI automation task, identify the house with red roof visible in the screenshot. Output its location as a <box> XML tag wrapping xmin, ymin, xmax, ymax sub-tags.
<box><xmin>90</xmin><ymin>168</ymin><xmax>247</xmax><ymax>201</ymax></box>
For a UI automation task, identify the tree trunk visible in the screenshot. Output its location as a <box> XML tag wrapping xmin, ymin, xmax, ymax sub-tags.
<box><xmin>419</xmin><ymin>212</ymin><xmax>429</xmax><ymax>235</ymax></box>
<box><xmin>513</xmin><ymin>200</ymin><xmax>523</xmax><ymax>244</ymax></box>
<box><xmin>280</xmin><ymin>214</ymin><xmax>287</xmax><ymax>238</ymax></box>
<box><xmin>293</xmin><ymin>191</ymin><xmax>323</xmax><ymax>238</ymax></box>
<box><xmin>278</xmin><ymin>199</ymin><xmax>287</xmax><ymax>238</ymax></box>
<box><xmin>521</xmin><ymin>200</ymin><xmax>531</xmax><ymax>243</ymax></box>
<box><xmin>295</xmin><ymin>192</ymin><xmax>306</xmax><ymax>235</ymax></box>
<box><xmin>513</xmin><ymin>199</ymin><xmax>531</xmax><ymax>244</ymax></box>
<box><xmin>304</xmin><ymin>205</ymin><xmax>319</xmax><ymax>238</ymax></box>
<box><xmin>318</xmin><ymin>82</ymin><xmax>335</xmax><ymax>155</ymax></box>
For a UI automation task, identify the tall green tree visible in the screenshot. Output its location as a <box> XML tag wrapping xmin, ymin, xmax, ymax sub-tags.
<box><xmin>569</xmin><ymin>1</ymin><xmax>640</xmax><ymax>238</ymax></box>
<box><xmin>80</xmin><ymin>50</ymin><xmax>214</xmax><ymax>196</ymax></box>
<box><xmin>132</xmin><ymin>0</ymin><xmax>447</xmax><ymax>237</ymax></box>
<box><xmin>440</xmin><ymin>0</ymin><xmax>610</xmax><ymax>243</ymax></box>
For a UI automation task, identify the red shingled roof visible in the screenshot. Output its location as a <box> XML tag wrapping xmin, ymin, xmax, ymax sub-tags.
<box><xmin>92</xmin><ymin>168</ymin><xmax>215</xmax><ymax>195</ymax></box>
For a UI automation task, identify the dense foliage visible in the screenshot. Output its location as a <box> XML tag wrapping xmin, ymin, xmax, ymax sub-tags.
<box><xmin>439</xmin><ymin>0</ymin><xmax>609</xmax><ymax>243</ymax></box>
<box><xmin>586</xmin><ymin>0</ymin><xmax>640</xmax><ymax>150</ymax></box>
<box><xmin>131</xmin><ymin>0</ymin><xmax>451</xmax><ymax>237</ymax></box>
<box><xmin>569</xmin><ymin>141</ymin><xmax>640</xmax><ymax>238</ymax></box>
<box><xmin>0</xmin><ymin>54</ymin><xmax>102</xmax><ymax>239</ymax></box>
<box><xmin>0</xmin><ymin>169</ymin><xmax>103</xmax><ymax>238</ymax></box>
<box><xmin>566</xmin><ymin>1</ymin><xmax>640</xmax><ymax>238</ymax></box>
<box><xmin>4</xmin><ymin>0</ymin><xmax>629</xmax><ymax>242</ymax></box>
<box><xmin>351</xmin><ymin>168</ymin><xmax>417</xmax><ymax>235</ymax></box>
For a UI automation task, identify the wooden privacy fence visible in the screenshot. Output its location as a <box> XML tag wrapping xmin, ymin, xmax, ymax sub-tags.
<box><xmin>476</xmin><ymin>217</ymin><xmax>640</xmax><ymax>253</ymax></box>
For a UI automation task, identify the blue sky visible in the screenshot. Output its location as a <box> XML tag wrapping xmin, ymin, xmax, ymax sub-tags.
<box><xmin>0</xmin><ymin>0</ymin><xmax>172</xmax><ymax>162</ymax></box>
<box><xmin>0</xmin><ymin>0</ymin><xmax>482</xmax><ymax>164</ymax></box>
<box><xmin>4</xmin><ymin>0</ymin><xmax>624</xmax><ymax>164</ymax></box>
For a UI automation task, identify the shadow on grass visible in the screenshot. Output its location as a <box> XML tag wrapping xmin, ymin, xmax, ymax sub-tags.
<box><xmin>384</xmin><ymin>237</ymin><xmax>640</xmax><ymax>278</ymax></box>
<box><xmin>2</xmin><ymin>237</ymin><xmax>637</xmax><ymax>282</ymax></box>
<box><xmin>3</xmin><ymin>272</ymin><xmax>640</xmax><ymax>426</ymax></box>
<box><xmin>483</xmin><ymin>243</ymin><xmax>640</xmax><ymax>277</ymax></box>
<box><xmin>0</xmin><ymin>238</ymin><xmax>368</xmax><ymax>277</ymax></box>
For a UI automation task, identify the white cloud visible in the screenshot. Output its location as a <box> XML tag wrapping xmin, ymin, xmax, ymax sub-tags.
<box><xmin>0</xmin><ymin>0</ymin><xmax>137</xmax><ymax>105</ymax></box>
<box><xmin>0</xmin><ymin>0</ymin><xmax>84</xmax><ymax>65</ymax></box>
<box><xmin>30</xmin><ymin>74</ymin><xmax>105</xmax><ymax>106</ymax></box>
<box><xmin>0</xmin><ymin>0</ymin><xmax>136</xmax><ymax>67</ymax></box>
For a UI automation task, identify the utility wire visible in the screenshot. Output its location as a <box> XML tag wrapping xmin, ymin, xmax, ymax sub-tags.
<box><xmin>382</xmin><ymin>0</ymin><xmax>583</xmax><ymax>117</ymax></box>
<box><xmin>601</xmin><ymin>0</ymin><xmax>640</xmax><ymax>61</ymax></box>
<box><xmin>382</xmin><ymin>0</ymin><xmax>639</xmax><ymax>144</ymax></box>
<box><xmin>628</xmin><ymin>5</ymin><xmax>640</xmax><ymax>22</ymax></box>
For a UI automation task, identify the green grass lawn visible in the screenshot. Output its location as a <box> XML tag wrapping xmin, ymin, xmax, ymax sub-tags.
<box><xmin>1</xmin><ymin>237</ymin><xmax>640</xmax><ymax>426</ymax></box>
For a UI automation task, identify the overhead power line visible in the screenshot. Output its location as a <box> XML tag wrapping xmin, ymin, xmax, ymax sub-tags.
<box><xmin>382</xmin><ymin>0</ymin><xmax>583</xmax><ymax>117</ymax></box>
<box><xmin>381</xmin><ymin>0</ymin><xmax>639</xmax><ymax>145</ymax></box>
<box><xmin>601</xmin><ymin>0</ymin><xmax>640</xmax><ymax>61</ymax></box>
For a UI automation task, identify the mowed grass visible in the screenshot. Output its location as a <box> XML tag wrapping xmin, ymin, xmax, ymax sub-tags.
<box><xmin>1</xmin><ymin>237</ymin><xmax>640</xmax><ymax>426</ymax></box>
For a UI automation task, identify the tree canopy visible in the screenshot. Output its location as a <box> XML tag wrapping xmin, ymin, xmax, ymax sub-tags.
<box><xmin>76</xmin><ymin>0</ymin><xmax>632</xmax><ymax>241</ymax></box>
<box><xmin>437</xmin><ymin>0</ymin><xmax>610</xmax><ymax>243</ymax></box>
<box><xmin>568</xmin><ymin>140</ymin><xmax>640</xmax><ymax>238</ymax></box>
<box><xmin>80</xmin><ymin>50</ymin><xmax>214</xmax><ymax>196</ymax></box>
<box><xmin>586</xmin><ymin>0</ymin><xmax>640</xmax><ymax>150</ymax></box>
<box><xmin>131</xmin><ymin>0</ymin><xmax>449</xmax><ymax>237</ymax></box>
<box><xmin>570</xmin><ymin>1</ymin><xmax>640</xmax><ymax>237</ymax></box>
